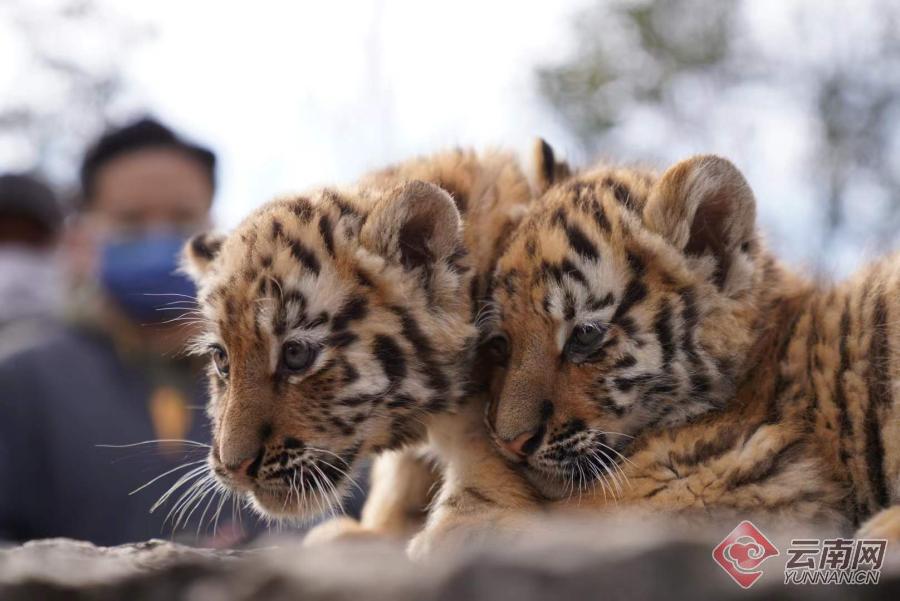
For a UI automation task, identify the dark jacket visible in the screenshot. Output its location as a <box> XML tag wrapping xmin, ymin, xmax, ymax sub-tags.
<box><xmin>0</xmin><ymin>324</ymin><xmax>252</xmax><ymax>546</ymax></box>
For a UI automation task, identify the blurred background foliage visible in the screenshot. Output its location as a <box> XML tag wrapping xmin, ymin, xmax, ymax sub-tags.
<box><xmin>1</xmin><ymin>0</ymin><xmax>898</xmax><ymax>273</ymax></box>
<box><xmin>0</xmin><ymin>0</ymin><xmax>151</xmax><ymax>189</ymax></box>
<box><xmin>537</xmin><ymin>0</ymin><xmax>900</xmax><ymax>264</ymax></box>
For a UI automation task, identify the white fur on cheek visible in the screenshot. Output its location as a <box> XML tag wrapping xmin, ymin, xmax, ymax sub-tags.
<box><xmin>544</xmin><ymin>280</ymin><xmax>568</xmax><ymax>354</ymax></box>
<box><xmin>556</xmin><ymin>322</ymin><xmax>568</xmax><ymax>354</ymax></box>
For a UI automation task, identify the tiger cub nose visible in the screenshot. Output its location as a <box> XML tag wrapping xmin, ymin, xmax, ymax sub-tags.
<box><xmin>223</xmin><ymin>447</ymin><xmax>264</xmax><ymax>481</ymax></box>
<box><xmin>500</xmin><ymin>426</ymin><xmax>545</xmax><ymax>458</ymax></box>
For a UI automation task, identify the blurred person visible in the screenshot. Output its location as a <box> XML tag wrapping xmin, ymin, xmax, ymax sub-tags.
<box><xmin>0</xmin><ymin>174</ymin><xmax>64</xmax><ymax>360</ymax></box>
<box><xmin>0</xmin><ymin>118</ymin><xmax>255</xmax><ymax>546</ymax></box>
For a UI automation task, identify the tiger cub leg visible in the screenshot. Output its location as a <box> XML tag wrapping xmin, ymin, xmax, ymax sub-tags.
<box><xmin>408</xmin><ymin>402</ymin><xmax>543</xmax><ymax>558</ymax></box>
<box><xmin>407</xmin><ymin>466</ymin><xmax>539</xmax><ymax>559</ymax></box>
<box><xmin>304</xmin><ymin>446</ymin><xmax>439</xmax><ymax>546</ymax></box>
<box><xmin>359</xmin><ymin>446</ymin><xmax>440</xmax><ymax>536</ymax></box>
<box><xmin>856</xmin><ymin>505</ymin><xmax>900</xmax><ymax>541</ymax></box>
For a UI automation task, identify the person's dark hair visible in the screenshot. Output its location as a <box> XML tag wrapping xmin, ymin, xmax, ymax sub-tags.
<box><xmin>79</xmin><ymin>117</ymin><xmax>216</xmax><ymax>206</ymax></box>
<box><xmin>0</xmin><ymin>173</ymin><xmax>62</xmax><ymax>233</ymax></box>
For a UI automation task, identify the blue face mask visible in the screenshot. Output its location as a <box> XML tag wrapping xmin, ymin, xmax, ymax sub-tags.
<box><xmin>99</xmin><ymin>233</ymin><xmax>197</xmax><ymax>324</ymax></box>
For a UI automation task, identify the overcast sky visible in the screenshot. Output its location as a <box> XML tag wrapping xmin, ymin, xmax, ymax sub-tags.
<box><xmin>1</xmin><ymin>0</ymin><xmax>895</xmax><ymax>276</ymax></box>
<box><xmin>117</xmin><ymin>0</ymin><xmax>586</xmax><ymax>227</ymax></box>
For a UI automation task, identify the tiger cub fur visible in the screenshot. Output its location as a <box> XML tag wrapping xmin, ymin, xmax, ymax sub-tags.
<box><xmin>462</xmin><ymin>151</ymin><xmax>900</xmax><ymax>541</ymax></box>
<box><xmin>180</xmin><ymin>148</ymin><xmax>533</xmax><ymax>537</ymax></box>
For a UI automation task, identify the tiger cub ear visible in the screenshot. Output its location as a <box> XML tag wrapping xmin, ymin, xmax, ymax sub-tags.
<box><xmin>643</xmin><ymin>155</ymin><xmax>757</xmax><ymax>292</ymax></box>
<box><xmin>360</xmin><ymin>180</ymin><xmax>462</xmax><ymax>270</ymax></box>
<box><xmin>181</xmin><ymin>232</ymin><xmax>225</xmax><ymax>283</ymax></box>
<box><xmin>532</xmin><ymin>138</ymin><xmax>572</xmax><ymax>194</ymax></box>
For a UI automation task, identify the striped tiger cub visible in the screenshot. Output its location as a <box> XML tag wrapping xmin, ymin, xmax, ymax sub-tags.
<box><xmin>423</xmin><ymin>149</ymin><xmax>900</xmax><ymax>549</ymax></box>
<box><xmin>179</xmin><ymin>147</ymin><xmax>537</xmax><ymax>541</ymax></box>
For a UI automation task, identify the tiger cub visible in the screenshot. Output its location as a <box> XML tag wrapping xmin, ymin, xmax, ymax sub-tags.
<box><xmin>459</xmin><ymin>151</ymin><xmax>900</xmax><ymax>541</ymax></box>
<box><xmin>180</xmin><ymin>148</ymin><xmax>535</xmax><ymax>538</ymax></box>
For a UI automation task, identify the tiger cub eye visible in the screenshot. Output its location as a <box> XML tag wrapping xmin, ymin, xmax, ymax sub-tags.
<box><xmin>565</xmin><ymin>323</ymin><xmax>607</xmax><ymax>361</ymax></box>
<box><xmin>211</xmin><ymin>345</ymin><xmax>230</xmax><ymax>378</ymax></box>
<box><xmin>483</xmin><ymin>332</ymin><xmax>510</xmax><ymax>365</ymax></box>
<box><xmin>282</xmin><ymin>340</ymin><xmax>318</xmax><ymax>372</ymax></box>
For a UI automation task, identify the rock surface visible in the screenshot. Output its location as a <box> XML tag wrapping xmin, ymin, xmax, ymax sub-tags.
<box><xmin>1</xmin><ymin>518</ymin><xmax>897</xmax><ymax>600</ymax></box>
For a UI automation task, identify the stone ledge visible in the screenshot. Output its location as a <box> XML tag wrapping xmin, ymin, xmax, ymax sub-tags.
<box><xmin>1</xmin><ymin>518</ymin><xmax>897</xmax><ymax>600</ymax></box>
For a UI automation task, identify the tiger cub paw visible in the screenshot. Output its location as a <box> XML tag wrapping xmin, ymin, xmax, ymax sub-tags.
<box><xmin>406</xmin><ymin>516</ymin><xmax>468</xmax><ymax>560</ymax></box>
<box><xmin>856</xmin><ymin>506</ymin><xmax>900</xmax><ymax>541</ymax></box>
<box><xmin>303</xmin><ymin>516</ymin><xmax>384</xmax><ymax>546</ymax></box>
<box><xmin>407</xmin><ymin>510</ymin><xmax>517</xmax><ymax>560</ymax></box>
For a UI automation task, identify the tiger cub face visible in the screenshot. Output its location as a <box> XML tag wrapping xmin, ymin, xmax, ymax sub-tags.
<box><xmin>182</xmin><ymin>181</ymin><xmax>476</xmax><ymax>518</ymax></box>
<box><xmin>484</xmin><ymin>156</ymin><xmax>765</xmax><ymax>499</ymax></box>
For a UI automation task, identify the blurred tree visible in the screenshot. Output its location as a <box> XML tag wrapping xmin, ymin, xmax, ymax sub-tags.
<box><xmin>537</xmin><ymin>0</ymin><xmax>900</xmax><ymax>261</ymax></box>
<box><xmin>538</xmin><ymin>0</ymin><xmax>736</xmax><ymax>149</ymax></box>
<box><xmin>0</xmin><ymin>0</ymin><xmax>151</xmax><ymax>198</ymax></box>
